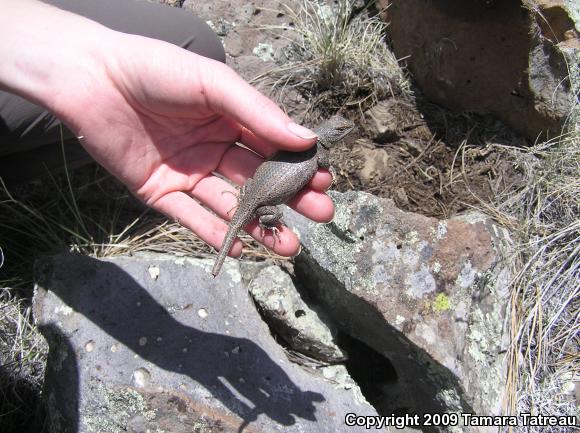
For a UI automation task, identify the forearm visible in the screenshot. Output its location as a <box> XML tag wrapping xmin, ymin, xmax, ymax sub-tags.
<box><xmin>0</xmin><ymin>0</ymin><xmax>112</xmax><ymax>118</ymax></box>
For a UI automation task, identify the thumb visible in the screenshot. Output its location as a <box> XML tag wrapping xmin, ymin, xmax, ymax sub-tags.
<box><xmin>200</xmin><ymin>59</ymin><xmax>318</xmax><ymax>151</ymax></box>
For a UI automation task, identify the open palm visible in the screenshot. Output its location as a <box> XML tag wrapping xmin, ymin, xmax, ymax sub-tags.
<box><xmin>53</xmin><ymin>33</ymin><xmax>334</xmax><ymax>258</ymax></box>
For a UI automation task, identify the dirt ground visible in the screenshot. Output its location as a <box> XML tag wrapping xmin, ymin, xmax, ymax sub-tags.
<box><xmin>325</xmin><ymin>93</ymin><xmax>527</xmax><ymax>219</ymax></box>
<box><xmin>180</xmin><ymin>0</ymin><xmax>530</xmax><ymax>220</ymax></box>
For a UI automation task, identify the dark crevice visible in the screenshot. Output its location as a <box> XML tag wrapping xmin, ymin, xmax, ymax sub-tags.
<box><xmin>336</xmin><ymin>332</ymin><xmax>426</xmax><ymax>427</ymax></box>
<box><xmin>247</xmin><ymin>265</ymin><xmax>431</xmax><ymax>430</ymax></box>
<box><xmin>249</xmin><ymin>277</ymin><xmax>432</xmax><ymax>432</ymax></box>
<box><xmin>338</xmin><ymin>332</ymin><xmax>398</xmax><ymax>400</ymax></box>
<box><xmin>294</xmin><ymin>253</ymin><xmax>476</xmax><ymax>432</ymax></box>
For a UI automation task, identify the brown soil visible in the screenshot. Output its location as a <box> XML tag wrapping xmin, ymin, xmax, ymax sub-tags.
<box><xmin>329</xmin><ymin>94</ymin><xmax>526</xmax><ymax>219</ymax></box>
<box><xmin>183</xmin><ymin>0</ymin><xmax>530</xmax><ymax>220</ymax></box>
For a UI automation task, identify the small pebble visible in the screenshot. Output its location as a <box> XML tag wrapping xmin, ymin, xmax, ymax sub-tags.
<box><xmin>132</xmin><ymin>367</ymin><xmax>151</xmax><ymax>387</ymax></box>
<box><xmin>148</xmin><ymin>265</ymin><xmax>160</xmax><ymax>280</ymax></box>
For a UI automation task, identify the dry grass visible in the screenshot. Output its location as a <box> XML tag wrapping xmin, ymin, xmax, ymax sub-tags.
<box><xmin>252</xmin><ymin>0</ymin><xmax>410</xmax><ymax>120</ymax></box>
<box><xmin>496</xmin><ymin>65</ymin><xmax>579</xmax><ymax>431</ymax></box>
<box><xmin>0</xmin><ymin>163</ymin><xmax>279</xmax><ymax>289</ymax></box>
<box><xmin>0</xmin><ymin>288</ymin><xmax>48</xmax><ymax>432</ymax></box>
<box><xmin>0</xmin><ymin>148</ymin><xmax>281</xmax><ymax>431</ymax></box>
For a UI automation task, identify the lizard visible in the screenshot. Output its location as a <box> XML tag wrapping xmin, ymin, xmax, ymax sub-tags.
<box><xmin>211</xmin><ymin>115</ymin><xmax>355</xmax><ymax>277</ymax></box>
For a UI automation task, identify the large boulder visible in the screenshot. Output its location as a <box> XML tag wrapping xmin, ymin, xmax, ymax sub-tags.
<box><xmin>379</xmin><ymin>0</ymin><xmax>579</xmax><ymax>140</ymax></box>
<box><xmin>33</xmin><ymin>254</ymin><xmax>379</xmax><ymax>433</ymax></box>
<box><xmin>284</xmin><ymin>191</ymin><xmax>513</xmax><ymax>432</ymax></box>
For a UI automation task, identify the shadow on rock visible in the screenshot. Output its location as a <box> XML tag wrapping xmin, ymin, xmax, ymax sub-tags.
<box><xmin>34</xmin><ymin>255</ymin><xmax>324</xmax><ymax>433</ymax></box>
<box><xmin>36</xmin><ymin>325</ymin><xmax>79</xmax><ymax>433</ymax></box>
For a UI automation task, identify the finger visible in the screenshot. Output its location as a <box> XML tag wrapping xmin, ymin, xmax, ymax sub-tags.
<box><xmin>189</xmin><ymin>176</ymin><xmax>239</xmax><ymax>219</ymax></box>
<box><xmin>289</xmin><ymin>190</ymin><xmax>335</xmax><ymax>223</ymax></box>
<box><xmin>197</xmin><ymin>58</ymin><xmax>319</xmax><ymax>152</ymax></box>
<box><xmin>246</xmin><ymin>221</ymin><xmax>301</xmax><ymax>256</ymax></box>
<box><xmin>309</xmin><ymin>169</ymin><xmax>333</xmax><ymax>191</ymax></box>
<box><xmin>236</xmin><ymin>127</ymin><xmax>277</xmax><ymax>158</ymax></box>
<box><xmin>152</xmin><ymin>190</ymin><xmax>243</xmax><ymax>256</ymax></box>
<box><xmin>216</xmin><ymin>145</ymin><xmax>262</xmax><ymax>186</ymax></box>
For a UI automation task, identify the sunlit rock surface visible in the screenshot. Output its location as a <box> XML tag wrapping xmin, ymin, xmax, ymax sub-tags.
<box><xmin>284</xmin><ymin>191</ymin><xmax>513</xmax><ymax>433</ymax></box>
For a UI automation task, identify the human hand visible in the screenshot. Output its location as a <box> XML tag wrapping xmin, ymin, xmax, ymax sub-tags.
<box><xmin>0</xmin><ymin>0</ymin><xmax>335</xmax><ymax>258</ymax></box>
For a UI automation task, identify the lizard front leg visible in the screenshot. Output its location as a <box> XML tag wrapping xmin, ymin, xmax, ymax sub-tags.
<box><xmin>255</xmin><ymin>205</ymin><xmax>284</xmax><ymax>242</ymax></box>
<box><xmin>317</xmin><ymin>149</ymin><xmax>331</xmax><ymax>169</ymax></box>
<box><xmin>317</xmin><ymin>149</ymin><xmax>337</xmax><ymax>186</ymax></box>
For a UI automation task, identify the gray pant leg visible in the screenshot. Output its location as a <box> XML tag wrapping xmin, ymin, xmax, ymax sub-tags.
<box><xmin>0</xmin><ymin>0</ymin><xmax>224</xmax><ymax>185</ymax></box>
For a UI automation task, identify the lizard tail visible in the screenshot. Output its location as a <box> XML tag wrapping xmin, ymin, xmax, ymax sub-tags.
<box><xmin>211</xmin><ymin>219</ymin><xmax>246</xmax><ymax>277</ymax></box>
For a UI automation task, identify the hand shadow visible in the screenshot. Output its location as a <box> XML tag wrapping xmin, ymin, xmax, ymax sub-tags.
<box><xmin>35</xmin><ymin>254</ymin><xmax>325</xmax><ymax>433</ymax></box>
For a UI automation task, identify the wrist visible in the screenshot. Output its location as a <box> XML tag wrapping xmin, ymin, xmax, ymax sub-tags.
<box><xmin>0</xmin><ymin>0</ymin><xmax>114</xmax><ymax>126</ymax></box>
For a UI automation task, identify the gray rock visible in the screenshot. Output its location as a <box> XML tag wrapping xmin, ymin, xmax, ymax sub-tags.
<box><xmin>248</xmin><ymin>265</ymin><xmax>348</xmax><ymax>363</ymax></box>
<box><xmin>183</xmin><ymin>0</ymin><xmax>300</xmax><ymax>84</ymax></box>
<box><xmin>33</xmin><ymin>254</ymin><xmax>377</xmax><ymax>433</ymax></box>
<box><xmin>284</xmin><ymin>191</ymin><xmax>513</xmax><ymax>433</ymax></box>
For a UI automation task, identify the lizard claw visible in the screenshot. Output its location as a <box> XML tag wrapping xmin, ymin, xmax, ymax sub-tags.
<box><xmin>259</xmin><ymin>224</ymin><xmax>282</xmax><ymax>246</ymax></box>
<box><xmin>221</xmin><ymin>189</ymin><xmax>240</xmax><ymax>216</ymax></box>
<box><xmin>221</xmin><ymin>189</ymin><xmax>238</xmax><ymax>198</ymax></box>
<box><xmin>270</xmin><ymin>226</ymin><xmax>282</xmax><ymax>243</ymax></box>
<box><xmin>226</xmin><ymin>204</ymin><xmax>238</xmax><ymax>216</ymax></box>
<box><xmin>329</xmin><ymin>167</ymin><xmax>337</xmax><ymax>188</ymax></box>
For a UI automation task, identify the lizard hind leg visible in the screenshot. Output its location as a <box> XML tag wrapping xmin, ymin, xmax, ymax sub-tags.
<box><xmin>255</xmin><ymin>205</ymin><xmax>284</xmax><ymax>243</ymax></box>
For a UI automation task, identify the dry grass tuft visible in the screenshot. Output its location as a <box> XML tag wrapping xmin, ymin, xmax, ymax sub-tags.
<box><xmin>0</xmin><ymin>287</ymin><xmax>48</xmax><ymax>432</ymax></box>
<box><xmin>252</xmin><ymin>0</ymin><xmax>410</xmax><ymax>119</ymax></box>
<box><xmin>497</xmin><ymin>64</ymin><xmax>579</xmax><ymax>432</ymax></box>
<box><xmin>0</xmin><ymin>163</ymin><xmax>279</xmax><ymax>289</ymax></box>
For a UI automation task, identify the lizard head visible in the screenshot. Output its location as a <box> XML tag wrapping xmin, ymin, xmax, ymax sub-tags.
<box><xmin>315</xmin><ymin>115</ymin><xmax>355</xmax><ymax>148</ymax></box>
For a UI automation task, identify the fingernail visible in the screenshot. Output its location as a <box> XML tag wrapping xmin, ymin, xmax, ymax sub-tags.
<box><xmin>288</xmin><ymin>122</ymin><xmax>318</xmax><ymax>139</ymax></box>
